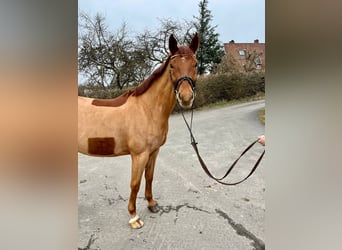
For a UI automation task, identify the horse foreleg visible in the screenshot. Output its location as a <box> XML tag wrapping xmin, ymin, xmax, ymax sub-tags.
<box><xmin>145</xmin><ymin>149</ymin><xmax>160</xmax><ymax>213</ymax></box>
<box><xmin>128</xmin><ymin>151</ymin><xmax>149</xmax><ymax>229</ymax></box>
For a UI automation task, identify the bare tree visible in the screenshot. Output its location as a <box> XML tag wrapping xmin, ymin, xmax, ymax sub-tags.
<box><xmin>78</xmin><ymin>13</ymin><xmax>197</xmax><ymax>89</ymax></box>
<box><xmin>242</xmin><ymin>49</ymin><xmax>264</xmax><ymax>73</ymax></box>
<box><xmin>136</xmin><ymin>18</ymin><xmax>195</xmax><ymax>68</ymax></box>
<box><xmin>78</xmin><ymin>13</ymin><xmax>152</xmax><ymax>88</ymax></box>
<box><xmin>212</xmin><ymin>54</ymin><xmax>240</xmax><ymax>75</ymax></box>
<box><xmin>213</xmin><ymin>49</ymin><xmax>264</xmax><ymax>75</ymax></box>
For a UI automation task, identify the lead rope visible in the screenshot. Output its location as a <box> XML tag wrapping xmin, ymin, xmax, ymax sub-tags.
<box><xmin>179</xmin><ymin>104</ymin><xmax>265</xmax><ymax>186</ymax></box>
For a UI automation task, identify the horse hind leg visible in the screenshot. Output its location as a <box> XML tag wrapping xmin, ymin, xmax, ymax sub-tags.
<box><xmin>128</xmin><ymin>152</ymin><xmax>149</xmax><ymax>229</ymax></box>
<box><xmin>145</xmin><ymin>149</ymin><xmax>160</xmax><ymax>213</ymax></box>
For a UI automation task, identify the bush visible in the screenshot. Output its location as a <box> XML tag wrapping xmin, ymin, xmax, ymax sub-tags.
<box><xmin>193</xmin><ymin>72</ymin><xmax>265</xmax><ymax>109</ymax></box>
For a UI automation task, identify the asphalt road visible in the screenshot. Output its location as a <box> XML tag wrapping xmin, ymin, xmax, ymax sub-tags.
<box><xmin>78</xmin><ymin>100</ymin><xmax>265</xmax><ymax>250</ymax></box>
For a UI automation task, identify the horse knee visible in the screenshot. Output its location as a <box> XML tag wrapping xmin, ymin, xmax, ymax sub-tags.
<box><xmin>130</xmin><ymin>181</ymin><xmax>141</xmax><ymax>193</ymax></box>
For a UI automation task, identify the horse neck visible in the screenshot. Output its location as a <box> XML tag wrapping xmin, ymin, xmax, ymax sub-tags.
<box><xmin>139</xmin><ymin>68</ymin><xmax>176</xmax><ymax>120</ymax></box>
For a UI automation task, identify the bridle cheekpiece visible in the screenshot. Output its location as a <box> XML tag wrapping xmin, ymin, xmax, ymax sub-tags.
<box><xmin>169</xmin><ymin>54</ymin><xmax>197</xmax><ymax>94</ymax></box>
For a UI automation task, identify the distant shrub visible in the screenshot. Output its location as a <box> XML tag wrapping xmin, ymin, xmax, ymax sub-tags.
<box><xmin>193</xmin><ymin>72</ymin><xmax>265</xmax><ymax>109</ymax></box>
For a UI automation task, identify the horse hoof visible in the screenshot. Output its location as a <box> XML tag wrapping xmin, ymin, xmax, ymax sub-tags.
<box><xmin>129</xmin><ymin>215</ymin><xmax>144</xmax><ymax>229</ymax></box>
<box><xmin>148</xmin><ymin>203</ymin><xmax>160</xmax><ymax>213</ymax></box>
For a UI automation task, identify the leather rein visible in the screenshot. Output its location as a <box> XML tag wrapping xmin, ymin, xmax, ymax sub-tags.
<box><xmin>179</xmin><ymin>100</ymin><xmax>265</xmax><ymax>186</ymax></box>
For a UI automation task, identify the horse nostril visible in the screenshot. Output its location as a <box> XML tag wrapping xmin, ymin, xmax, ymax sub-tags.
<box><xmin>178</xmin><ymin>92</ymin><xmax>194</xmax><ymax>103</ymax></box>
<box><xmin>176</xmin><ymin>92</ymin><xmax>182</xmax><ymax>101</ymax></box>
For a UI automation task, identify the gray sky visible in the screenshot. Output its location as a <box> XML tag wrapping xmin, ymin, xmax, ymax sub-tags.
<box><xmin>78</xmin><ymin>0</ymin><xmax>265</xmax><ymax>44</ymax></box>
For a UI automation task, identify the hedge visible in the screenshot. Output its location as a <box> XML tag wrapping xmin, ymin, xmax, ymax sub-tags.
<box><xmin>193</xmin><ymin>72</ymin><xmax>265</xmax><ymax>109</ymax></box>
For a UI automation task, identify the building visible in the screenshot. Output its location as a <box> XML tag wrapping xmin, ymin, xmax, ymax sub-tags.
<box><xmin>223</xmin><ymin>39</ymin><xmax>265</xmax><ymax>73</ymax></box>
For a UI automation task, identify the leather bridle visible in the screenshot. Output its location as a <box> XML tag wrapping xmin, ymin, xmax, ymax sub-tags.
<box><xmin>174</xmin><ymin>76</ymin><xmax>196</xmax><ymax>93</ymax></box>
<box><xmin>169</xmin><ymin>54</ymin><xmax>196</xmax><ymax>94</ymax></box>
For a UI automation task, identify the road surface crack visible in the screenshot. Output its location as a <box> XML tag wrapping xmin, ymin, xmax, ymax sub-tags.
<box><xmin>159</xmin><ymin>203</ymin><xmax>210</xmax><ymax>215</ymax></box>
<box><xmin>107</xmin><ymin>194</ymin><xmax>127</xmax><ymax>205</ymax></box>
<box><xmin>159</xmin><ymin>203</ymin><xmax>210</xmax><ymax>224</ymax></box>
<box><xmin>78</xmin><ymin>231</ymin><xmax>101</xmax><ymax>250</ymax></box>
<box><xmin>215</xmin><ymin>209</ymin><xmax>265</xmax><ymax>250</ymax></box>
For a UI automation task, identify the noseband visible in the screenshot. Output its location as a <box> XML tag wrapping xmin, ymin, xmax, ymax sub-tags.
<box><xmin>173</xmin><ymin>76</ymin><xmax>196</xmax><ymax>94</ymax></box>
<box><xmin>169</xmin><ymin>55</ymin><xmax>196</xmax><ymax>94</ymax></box>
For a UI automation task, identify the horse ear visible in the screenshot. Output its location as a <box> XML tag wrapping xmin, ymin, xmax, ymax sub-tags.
<box><xmin>189</xmin><ymin>33</ymin><xmax>200</xmax><ymax>54</ymax></box>
<box><xmin>169</xmin><ymin>34</ymin><xmax>179</xmax><ymax>55</ymax></box>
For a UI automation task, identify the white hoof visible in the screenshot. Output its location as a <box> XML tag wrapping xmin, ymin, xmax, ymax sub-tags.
<box><xmin>129</xmin><ymin>215</ymin><xmax>144</xmax><ymax>229</ymax></box>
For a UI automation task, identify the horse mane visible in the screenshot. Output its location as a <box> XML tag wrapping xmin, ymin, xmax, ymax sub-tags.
<box><xmin>131</xmin><ymin>56</ymin><xmax>171</xmax><ymax>96</ymax></box>
<box><xmin>92</xmin><ymin>47</ymin><xmax>194</xmax><ymax>107</ymax></box>
<box><xmin>91</xmin><ymin>56</ymin><xmax>171</xmax><ymax>107</ymax></box>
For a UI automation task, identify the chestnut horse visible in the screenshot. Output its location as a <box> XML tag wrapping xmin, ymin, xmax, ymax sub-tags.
<box><xmin>78</xmin><ymin>33</ymin><xmax>199</xmax><ymax>229</ymax></box>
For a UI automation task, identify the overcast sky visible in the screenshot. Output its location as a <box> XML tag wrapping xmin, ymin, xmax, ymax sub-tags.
<box><xmin>78</xmin><ymin>0</ymin><xmax>265</xmax><ymax>44</ymax></box>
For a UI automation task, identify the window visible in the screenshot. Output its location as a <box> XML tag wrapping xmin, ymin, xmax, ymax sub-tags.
<box><xmin>238</xmin><ymin>50</ymin><xmax>245</xmax><ymax>56</ymax></box>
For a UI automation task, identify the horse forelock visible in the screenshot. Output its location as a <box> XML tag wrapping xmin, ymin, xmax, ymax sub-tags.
<box><xmin>175</xmin><ymin>46</ymin><xmax>194</xmax><ymax>56</ymax></box>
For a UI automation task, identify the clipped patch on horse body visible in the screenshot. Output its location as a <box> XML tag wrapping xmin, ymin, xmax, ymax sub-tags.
<box><xmin>88</xmin><ymin>137</ymin><xmax>115</xmax><ymax>155</ymax></box>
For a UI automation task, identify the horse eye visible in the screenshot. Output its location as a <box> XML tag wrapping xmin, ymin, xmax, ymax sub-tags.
<box><xmin>194</xmin><ymin>63</ymin><xmax>198</xmax><ymax>68</ymax></box>
<box><xmin>170</xmin><ymin>64</ymin><xmax>174</xmax><ymax>69</ymax></box>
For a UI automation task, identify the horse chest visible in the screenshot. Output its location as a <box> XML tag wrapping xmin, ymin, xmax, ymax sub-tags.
<box><xmin>148</xmin><ymin>126</ymin><xmax>168</xmax><ymax>149</ymax></box>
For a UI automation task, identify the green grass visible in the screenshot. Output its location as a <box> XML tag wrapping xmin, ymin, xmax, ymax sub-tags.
<box><xmin>258</xmin><ymin>107</ymin><xmax>265</xmax><ymax>125</ymax></box>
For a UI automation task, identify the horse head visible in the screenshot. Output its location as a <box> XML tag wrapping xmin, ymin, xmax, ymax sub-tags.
<box><xmin>168</xmin><ymin>33</ymin><xmax>199</xmax><ymax>109</ymax></box>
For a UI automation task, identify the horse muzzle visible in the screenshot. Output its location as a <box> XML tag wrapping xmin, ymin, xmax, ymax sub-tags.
<box><xmin>176</xmin><ymin>90</ymin><xmax>195</xmax><ymax>109</ymax></box>
<box><xmin>174</xmin><ymin>76</ymin><xmax>196</xmax><ymax>109</ymax></box>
